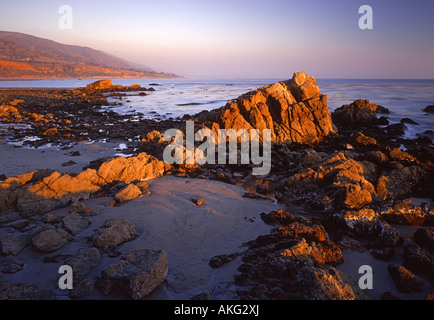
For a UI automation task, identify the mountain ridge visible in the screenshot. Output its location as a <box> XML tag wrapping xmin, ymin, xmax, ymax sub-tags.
<box><xmin>0</xmin><ymin>31</ymin><xmax>178</xmax><ymax>79</ymax></box>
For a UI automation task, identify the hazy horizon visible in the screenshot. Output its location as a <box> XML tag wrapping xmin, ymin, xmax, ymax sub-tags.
<box><xmin>1</xmin><ymin>0</ymin><xmax>434</xmax><ymax>79</ymax></box>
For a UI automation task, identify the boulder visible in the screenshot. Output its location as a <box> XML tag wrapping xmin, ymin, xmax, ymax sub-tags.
<box><xmin>197</xmin><ymin>72</ymin><xmax>335</xmax><ymax>145</ymax></box>
<box><xmin>91</xmin><ymin>219</ymin><xmax>137</xmax><ymax>250</ymax></box>
<box><xmin>343</xmin><ymin>209</ymin><xmax>380</xmax><ymax>234</ymax></box>
<box><xmin>414</xmin><ymin>227</ymin><xmax>434</xmax><ymax>253</ymax></box>
<box><xmin>380</xmin><ymin>200</ymin><xmax>434</xmax><ymax>226</ymax></box>
<box><xmin>423</xmin><ymin>105</ymin><xmax>434</xmax><ymax>113</ymax></box>
<box><xmin>332</xmin><ymin>99</ymin><xmax>380</xmax><ymax>126</ymax></box>
<box><xmin>387</xmin><ymin>264</ymin><xmax>424</xmax><ymax>293</ymax></box>
<box><xmin>0</xmin><ymin>277</ymin><xmax>56</xmax><ymax>300</ymax></box>
<box><xmin>114</xmin><ymin>184</ymin><xmax>142</xmax><ymax>203</ymax></box>
<box><xmin>403</xmin><ymin>244</ymin><xmax>434</xmax><ymax>274</ymax></box>
<box><xmin>297</xmin><ymin>265</ymin><xmax>356</xmax><ymax>300</ymax></box>
<box><xmin>98</xmin><ymin>249</ymin><xmax>168</xmax><ymax>300</ymax></box>
<box><xmin>32</xmin><ymin>229</ymin><xmax>72</xmax><ymax>253</ymax></box>
<box><xmin>65</xmin><ymin>247</ymin><xmax>102</xmax><ymax>281</ymax></box>
<box><xmin>62</xmin><ymin>213</ymin><xmax>91</xmax><ymax>235</ymax></box>
<box><xmin>0</xmin><ymin>233</ymin><xmax>31</xmax><ymax>256</ymax></box>
<box><xmin>86</xmin><ymin>80</ymin><xmax>113</xmax><ymax>91</ymax></box>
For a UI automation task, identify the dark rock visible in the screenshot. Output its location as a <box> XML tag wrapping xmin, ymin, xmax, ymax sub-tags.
<box><xmin>387</xmin><ymin>264</ymin><xmax>424</xmax><ymax>293</ymax></box>
<box><xmin>65</xmin><ymin>247</ymin><xmax>102</xmax><ymax>281</ymax></box>
<box><xmin>0</xmin><ymin>174</ymin><xmax>6</xmax><ymax>181</ymax></box>
<box><xmin>381</xmin><ymin>291</ymin><xmax>401</xmax><ymax>300</ymax></box>
<box><xmin>98</xmin><ymin>249</ymin><xmax>168</xmax><ymax>300</ymax></box>
<box><xmin>423</xmin><ymin>105</ymin><xmax>434</xmax><ymax>113</ymax></box>
<box><xmin>414</xmin><ymin>227</ymin><xmax>434</xmax><ymax>253</ymax></box>
<box><xmin>191</xmin><ymin>292</ymin><xmax>212</xmax><ymax>300</ymax></box>
<box><xmin>43</xmin><ymin>254</ymin><xmax>73</xmax><ymax>263</ymax></box>
<box><xmin>32</xmin><ymin>229</ymin><xmax>72</xmax><ymax>253</ymax></box>
<box><xmin>401</xmin><ymin>118</ymin><xmax>419</xmax><ymax>125</ymax></box>
<box><xmin>386</xmin><ymin>123</ymin><xmax>407</xmax><ymax>137</ymax></box>
<box><xmin>209</xmin><ymin>253</ymin><xmax>238</xmax><ymax>268</ymax></box>
<box><xmin>380</xmin><ymin>200</ymin><xmax>434</xmax><ymax>226</ymax></box>
<box><xmin>0</xmin><ymin>277</ymin><xmax>56</xmax><ymax>300</ymax></box>
<box><xmin>403</xmin><ymin>244</ymin><xmax>434</xmax><ymax>274</ymax></box>
<box><xmin>91</xmin><ymin>219</ymin><xmax>137</xmax><ymax>251</ymax></box>
<box><xmin>68</xmin><ymin>277</ymin><xmax>96</xmax><ymax>299</ymax></box>
<box><xmin>62</xmin><ymin>213</ymin><xmax>91</xmax><ymax>235</ymax></box>
<box><xmin>62</xmin><ymin>160</ymin><xmax>77</xmax><ymax>167</ymax></box>
<box><xmin>371</xmin><ymin>247</ymin><xmax>395</xmax><ymax>261</ymax></box>
<box><xmin>1</xmin><ymin>257</ymin><xmax>24</xmax><ymax>274</ymax></box>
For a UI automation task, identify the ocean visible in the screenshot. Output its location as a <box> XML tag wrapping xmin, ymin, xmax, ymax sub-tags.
<box><xmin>1</xmin><ymin>78</ymin><xmax>433</xmax><ymax>140</ymax></box>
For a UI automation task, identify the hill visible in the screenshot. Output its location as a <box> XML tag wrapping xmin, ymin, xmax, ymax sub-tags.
<box><xmin>0</xmin><ymin>31</ymin><xmax>178</xmax><ymax>79</ymax></box>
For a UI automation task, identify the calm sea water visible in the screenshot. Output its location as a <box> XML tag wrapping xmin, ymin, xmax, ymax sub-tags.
<box><xmin>1</xmin><ymin>78</ymin><xmax>433</xmax><ymax>139</ymax></box>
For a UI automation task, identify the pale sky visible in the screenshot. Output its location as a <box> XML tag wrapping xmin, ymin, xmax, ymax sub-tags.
<box><xmin>1</xmin><ymin>0</ymin><xmax>434</xmax><ymax>79</ymax></box>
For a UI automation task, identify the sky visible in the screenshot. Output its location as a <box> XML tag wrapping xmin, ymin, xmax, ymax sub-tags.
<box><xmin>1</xmin><ymin>0</ymin><xmax>434</xmax><ymax>79</ymax></box>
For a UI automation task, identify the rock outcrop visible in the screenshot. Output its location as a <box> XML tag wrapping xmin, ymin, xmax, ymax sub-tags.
<box><xmin>98</xmin><ymin>249</ymin><xmax>168</xmax><ymax>300</ymax></box>
<box><xmin>197</xmin><ymin>72</ymin><xmax>335</xmax><ymax>145</ymax></box>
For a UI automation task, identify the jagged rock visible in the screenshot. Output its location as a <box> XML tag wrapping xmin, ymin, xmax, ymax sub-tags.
<box><xmin>65</xmin><ymin>247</ymin><xmax>101</xmax><ymax>281</ymax></box>
<box><xmin>32</xmin><ymin>229</ymin><xmax>72</xmax><ymax>253</ymax></box>
<box><xmin>0</xmin><ymin>233</ymin><xmax>31</xmax><ymax>256</ymax></box>
<box><xmin>1</xmin><ymin>256</ymin><xmax>24</xmax><ymax>274</ymax></box>
<box><xmin>91</xmin><ymin>219</ymin><xmax>137</xmax><ymax>251</ymax></box>
<box><xmin>285</xmin><ymin>152</ymin><xmax>376</xmax><ymax>210</ymax></box>
<box><xmin>403</xmin><ymin>244</ymin><xmax>434</xmax><ymax>274</ymax></box>
<box><xmin>114</xmin><ymin>184</ymin><xmax>142</xmax><ymax>203</ymax></box>
<box><xmin>197</xmin><ymin>72</ymin><xmax>335</xmax><ymax>145</ymax></box>
<box><xmin>332</xmin><ymin>99</ymin><xmax>381</xmax><ymax>126</ymax></box>
<box><xmin>297</xmin><ymin>265</ymin><xmax>356</xmax><ymax>300</ymax></box>
<box><xmin>62</xmin><ymin>213</ymin><xmax>91</xmax><ymax>235</ymax></box>
<box><xmin>414</xmin><ymin>227</ymin><xmax>434</xmax><ymax>253</ymax></box>
<box><xmin>388</xmin><ymin>264</ymin><xmax>424</xmax><ymax>293</ymax></box>
<box><xmin>371</xmin><ymin>222</ymin><xmax>403</xmax><ymax>248</ymax></box>
<box><xmin>380</xmin><ymin>200</ymin><xmax>434</xmax><ymax>226</ymax></box>
<box><xmin>0</xmin><ymin>277</ymin><xmax>56</xmax><ymax>300</ymax></box>
<box><xmin>98</xmin><ymin>249</ymin><xmax>168</xmax><ymax>300</ymax></box>
<box><xmin>343</xmin><ymin>209</ymin><xmax>380</xmax><ymax>234</ymax></box>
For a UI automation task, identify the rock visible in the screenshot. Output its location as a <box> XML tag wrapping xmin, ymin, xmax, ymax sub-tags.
<box><xmin>0</xmin><ymin>174</ymin><xmax>6</xmax><ymax>181</ymax></box>
<box><xmin>380</xmin><ymin>200</ymin><xmax>434</xmax><ymax>226</ymax></box>
<box><xmin>42</xmin><ymin>128</ymin><xmax>58</xmax><ymax>136</ymax></box>
<box><xmin>69</xmin><ymin>200</ymin><xmax>87</xmax><ymax>214</ymax></box>
<box><xmin>0</xmin><ymin>233</ymin><xmax>30</xmax><ymax>256</ymax></box>
<box><xmin>297</xmin><ymin>265</ymin><xmax>356</xmax><ymax>300</ymax></box>
<box><xmin>114</xmin><ymin>184</ymin><xmax>142</xmax><ymax>203</ymax></box>
<box><xmin>43</xmin><ymin>213</ymin><xmax>62</xmax><ymax>224</ymax></box>
<box><xmin>32</xmin><ymin>229</ymin><xmax>72</xmax><ymax>253</ymax></box>
<box><xmin>376</xmin><ymin>166</ymin><xmax>428</xmax><ymax>203</ymax></box>
<box><xmin>191</xmin><ymin>292</ymin><xmax>212</xmax><ymax>300</ymax></box>
<box><xmin>285</xmin><ymin>152</ymin><xmax>376</xmax><ymax>210</ymax></box>
<box><xmin>389</xmin><ymin>148</ymin><xmax>416</xmax><ymax>162</ymax></box>
<box><xmin>62</xmin><ymin>213</ymin><xmax>91</xmax><ymax>235</ymax></box>
<box><xmin>98</xmin><ymin>249</ymin><xmax>168</xmax><ymax>300</ymax></box>
<box><xmin>209</xmin><ymin>253</ymin><xmax>238</xmax><ymax>268</ymax></box>
<box><xmin>0</xmin><ymin>277</ymin><xmax>56</xmax><ymax>300</ymax></box>
<box><xmin>401</xmin><ymin>118</ymin><xmax>419</xmax><ymax>125</ymax></box>
<box><xmin>386</xmin><ymin>123</ymin><xmax>407</xmax><ymax>137</ymax></box>
<box><xmin>65</xmin><ymin>247</ymin><xmax>101</xmax><ymax>281</ymax></box>
<box><xmin>91</xmin><ymin>219</ymin><xmax>137</xmax><ymax>251</ymax></box>
<box><xmin>343</xmin><ymin>209</ymin><xmax>380</xmax><ymax>234</ymax></box>
<box><xmin>387</xmin><ymin>264</ymin><xmax>424</xmax><ymax>293</ymax></box>
<box><xmin>86</xmin><ymin>80</ymin><xmax>113</xmax><ymax>91</ymax></box>
<box><xmin>423</xmin><ymin>105</ymin><xmax>434</xmax><ymax>113</ymax></box>
<box><xmin>370</xmin><ymin>222</ymin><xmax>403</xmax><ymax>248</ymax></box>
<box><xmin>332</xmin><ymin>99</ymin><xmax>380</xmax><ymax>126</ymax></box>
<box><xmin>403</xmin><ymin>244</ymin><xmax>434</xmax><ymax>274</ymax></box>
<box><xmin>43</xmin><ymin>254</ymin><xmax>73</xmax><ymax>263</ymax></box>
<box><xmin>414</xmin><ymin>227</ymin><xmax>434</xmax><ymax>253</ymax></box>
<box><xmin>191</xmin><ymin>197</ymin><xmax>206</xmax><ymax>206</ymax></box>
<box><xmin>371</xmin><ymin>247</ymin><xmax>395</xmax><ymax>261</ymax></box>
<box><xmin>68</xmin><ymin>277</ymin><xmax>96</xmax><ymax>299</ymax></box>
<box><xmin>1</xmin><ymin>257</ymin><xmax>24</xmax><ymax>274</ymax></box>
<box><xmin>62</xmin><ymin>160</ymin><xmax>77</xmax><ymax>167</ymax></box>
<box><xmin>381</xmin><ymin>292</ymin><xmax>401</xmax><ymax>300</ymax></box>
<box><xmin>198</xmin><ymin>72</ymin><xmax>335</xmax><ymax>145</ymax></box>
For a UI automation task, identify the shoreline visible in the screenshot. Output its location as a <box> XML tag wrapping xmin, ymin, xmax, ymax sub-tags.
<box><xmin>1</xmin><ymin>76</ymin><xmax>433</xmax><ymax>300</ymax></box>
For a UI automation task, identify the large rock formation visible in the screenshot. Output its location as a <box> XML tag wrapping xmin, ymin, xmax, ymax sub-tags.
<box><xmin>197</xmin><ymin>72</ymin><xmax>335</xmax><ymax>145</ymax></box>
